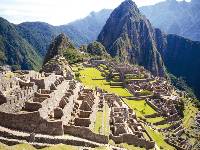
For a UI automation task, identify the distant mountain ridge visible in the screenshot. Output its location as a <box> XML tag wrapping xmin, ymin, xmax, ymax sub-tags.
<box><xmin>0</xmin><ymin>9</ymin><xmax>111</xmax><ymax>70</ymax></box>
<box><xmin>62</xmin><ymin>9</ymin><xmax>112</xmax><ymax>44</ymax></box>
<box><xmin>140</xmin><ymin>0</ymin><xmax>200</xmax><ymax>41</ymax></box>
<box><xmin>16</xmin><ymin>9</ymin><xmax>112</xmax><ymax>57</ymax></box>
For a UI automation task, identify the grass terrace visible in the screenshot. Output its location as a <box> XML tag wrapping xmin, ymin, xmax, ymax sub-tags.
<box><xmin>146</xmin><ymin>117</ymin><xmax>165</xmax><ymax>124</ymax></box>
<box><xmin>123</xmin><ymin>98</ymin><xmax>156</xmax><ymax>118</ymax></box>
<box><xmin>73</xmin><ymin>66</ymin><xmax>176</xmax><ymax>149</ymax></box>
<box><xmin>0</xmin><ymin>143</ymin><xmax>124</xmax><ymax>150</ymax></box>
<box><xmin>144</xmin><ymin>126</ymin><xmax>176</xmax><ymax>150</ymax></box>
<box><xmin>94</xmin><ymin>110</ymin><xmax>103</xmax><ymax>134</ymax></box>
<box><xmin>183</xmin><ymin>100</ymin><xmax>198</xmax><ymax>129</ymax></box>
<box><xmin>78</xmin><ymin>67</ymin><xmax>132</xmax><ymax>97</ymax></box>
<box><xmin>0</xmin><ymin>143</ymin><xmax>80</xmax><ymax>150</ymax></box>
<box><xmin>125</xmin><ymin>73</ymin><xmax>145</xmax><ymax>80</ymax></box>
<box><xmin>156</xmin><ymin>124</ymin><xmax>172</xmax><ymax>129</ymax></box>
<box><xmin>93</xmin><ymin>103</ymin><xmax>110</xmax><ymax>136</ymax></box>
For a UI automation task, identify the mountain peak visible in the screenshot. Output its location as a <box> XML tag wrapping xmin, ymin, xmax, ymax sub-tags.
<box><xmin>43</xmin><ymin>33</ymin><xmax>74</xmax><ymax>65</ymax></box>
<box><xmin>98</xmin><ymin>0</ymin><xmax>166</xmax><ymax>77</ymax></box>
<box><xmin>109</xmin><ymin>0</ymin><xmax>142</xmax><ymax>23</ymax></box>
<box><xmin>124</xmin><ymin>0</ymin><xmax>135</xmax><ymax>4</ymax></box>
<box><xmin>120</xmin><ymin>0</ymin><xmax>140</xmax><ymax>14</ymax></box>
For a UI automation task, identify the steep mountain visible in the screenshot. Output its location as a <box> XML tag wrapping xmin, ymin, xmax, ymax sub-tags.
<box><xmin>43</xmin><ymin>33</ymin><xmax>75</xmax><ymax>64</ymax></box>
<box><xmin>43</xmin><ymin>33</ymin><xmax>84</xmax><ymax>65</ymax></box>
<box><xmin>155</xmin><ymin>29</ymin><xmax>200</xmax><ymax>98</ymax></box>
<box><xmin>98</xmin><ymin>0</ymin><xmax>166</xmax><ymax>77</ymax></box>
<box><xmin>0</xmin><ymin>17</ymin><xmax>42</xmax><ymax>70</ymax></box>
<box><xmin>0</xmin><ymin>9</ymin><xmax>110</xmax><ymax>69</ymax></box>
<box><xmin>42</xmin><ymin>33</ymin><xmax>73</xmax><ymax>76</ymax></box>
<box><xmin>140</xmin><ymin>0</ymin><xmax>200</xmax><ymax>41</ymax></box>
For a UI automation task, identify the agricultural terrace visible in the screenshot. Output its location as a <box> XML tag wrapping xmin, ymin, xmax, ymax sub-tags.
<box><xmin>73</xmin><ymin>66</ymin><xmax>174</xmax><ymax>149</ymax></box>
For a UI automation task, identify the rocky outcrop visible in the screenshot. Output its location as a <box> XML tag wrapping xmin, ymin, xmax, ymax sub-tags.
<box><xmin>86</xmin><ymin>41</ymin><xmax>111</xmax><ymax>59</ymax></box>
<box><xmin>42</xmin><ymin>34</ymin><xmax>73</xmax><ymax>78</ymax></box>
<box><xmin>98</xmin><ymin>0</ymin><xmax>166</xmax><ymax>77</ymax></box>
<box><xmin>43</xmin><ymin>33</ymin><xmax>75</xmax><ymax>65</ymax></box>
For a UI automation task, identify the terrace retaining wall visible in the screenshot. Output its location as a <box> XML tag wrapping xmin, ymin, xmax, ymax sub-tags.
<box><xmin>64</xmin><ymin>125</ymin><xmax>108</xmax><ymax>144</ymax></box>
<box><xmin>0</xmin><ymin>111</ymin><xmax>63</xmax><ymax>135</ymax></box>
<box><xmin>110</xmin><ymin>134</ymin><xmax>155</xmax><ymax>149</ymax></box>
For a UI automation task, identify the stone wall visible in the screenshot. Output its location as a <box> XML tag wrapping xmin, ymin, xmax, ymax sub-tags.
<box><xmin>153</xmin><ymin>114</ymin><xmax>180</xmax><ymax>125</ymax></box>
<box><xmin>0</xmin><ymin>85</ymin><xmax>37</xmax><ymax>113</ymax></box>
<box><xmin>110</xmin><ymin>134</ymin><xmax>155</xmax><ymax>149</ymax></box>
<box><xmin>30</xmin><ymin>73</ymin><xmax>57</xmax><ymax>90</ymax></box>
<box><xmin>0</xmin><ymin>94</ymin><xmax>6</xmax><ymax>105</ymax></box>
<box><xmin>0</xmin><ymin>111</ymin><xmax>63</xmax><ymax>135</ymax></box>
<box><xmin>64</xmin><ymin>125</ymin><xmax>108</xmax><ymax>144</ymax></box>
<box><xmin>0</xmin><ymin>77</ymin><xmax>19</xmax><ymax>92</ymax></box>
<box><xmin>146</xmin><ymin>100</ymin><xmax>158</xmax><ymax>111</ymax></box>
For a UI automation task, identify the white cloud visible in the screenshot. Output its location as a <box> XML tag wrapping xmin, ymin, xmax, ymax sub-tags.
<box><xmin>0</xmin><ymin>0</ymin><xmax>191</xmax><ymax>25</ymax></box>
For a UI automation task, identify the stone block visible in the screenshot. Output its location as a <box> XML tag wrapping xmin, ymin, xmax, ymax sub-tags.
<box><xmin>54</xmin><ymin>107</ymin><xmax>64</xmax><ymax>119</ymax></box>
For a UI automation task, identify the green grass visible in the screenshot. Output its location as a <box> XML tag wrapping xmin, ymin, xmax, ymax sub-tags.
<box><xmin>183</xmin><ymin>101</ymin><xmax>198</xmax><ymax>129</ymax></box>
<box><xmin>156</xmin><ymin>124</ymin><xmax>172</xmax><ymax>129</ymax></box>
<box><xmin>0</xmin><ymin>143</ymin><xmax>9</xmax><ymax>150</ymax></box>
<box><xmin>144</xmin><ymin>126</ymin><xmax>175</xmax><ymax>150</ymax></box>
<box><xmin>78</xmin><ymin>68</ymin><xmax>132</xmax><ymax>97</ymax></box>
<box><xmin>103</xmin><ymin>103</ymin><xmax>110</xmax><ymax>135</ymax></box>
<box><xmin>146</xmin><ymin>117</ymin><xmax>165</xmax><ymax>124</ymax></box>
<box><xmin>146</xmin><ymin>117</ymin><xmax>172</xmax><ymax>130</ymax></box>
<box><xmin>10</xmin><ymin>144</ymin><xmax>36</xmax><ymax>150</ymax></box>
<box><xmin>93</xmin><ymin>146</ymin><xmax>109</xmax><ymax>150</ymax></box>
<box><xmin>94</xmin><ymin>111</ymin><xmax>103</xmax><ymax>134</ymax></box>
<box><xmin>0</xmin><ymin>143</ymin><xmax>80</xmax><ymax>150</ymax></box>
<box><xmin>42</xmin><ymin>144</ymin><xmax>78</xmax><ymax>150</ymax></box>
<box><xmin>139</xmin><ymin>90</ymin><xmax>152</xmax><ymax>96</ymax></box>
<box><xmin>117</xmin><ymin>143</ymin><xmax>146</xmax><ymax>150</ymax></box>
<box><xmin>94</xmin><ymin>103</ymin><xmax>110</xmax><ymax>135</ymax></box>
<box><xmin>0</xmin><ymin>143</ymin><xmax>110</xmax><ymax>150</ymax></box>
<box><xmin>123</xmin><ymin>99</ymin><xmax>156</xmax><ymax>117</ymax></box>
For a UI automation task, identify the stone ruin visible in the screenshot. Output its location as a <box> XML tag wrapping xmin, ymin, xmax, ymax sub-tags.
<box><xmin>0</xmin><ymin>69</ymin><xmax>110</xmax><ymax>148</ymax></box>
<box><xmin>0</xmin><ymin>67</ymin><xmax>157</xmax><ymax>149</ymax></box>
<box><xmin>165</xmin><ymin>135</ymin><xmax>192</xmax><ymax>150</ymax></box>
<box><xmin>104</xmin><ymin>94</ymin><xmax>155</xmax><ymax>149</ymax></box>
<box><xmin>88</xmin><ymin>59</ymin><xmax>193</xmax><ymax>149</ymax></box>
<box><xmin>0</xmin><ymin>57</ymin><xmax>194</xmax><ymax>149</ymax></box>
<box><xmin>195</xmin><ymin>112</ymin><xmax>200</xmax><ymax>128</ymax></box>
<box><xmin>42</xmin><ymin>55</ymin><xmax>74</xmax><ymax>80</ymax></box>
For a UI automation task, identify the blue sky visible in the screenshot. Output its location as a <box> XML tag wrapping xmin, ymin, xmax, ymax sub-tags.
<box><xmin>0</xmin><ymin>0</ymin><xmax>191</xmax><ymax>25</ymax></box>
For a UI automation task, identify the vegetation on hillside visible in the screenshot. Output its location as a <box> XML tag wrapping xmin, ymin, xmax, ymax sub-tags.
<box><xmin>169</xmin><ymin>74</ymin><xmax>196</xmax><ymax>99</ymax></box>
<box><xmin>63</xmin><ymin>48</ymin><xmax>88</xmax><ymax>64</ymax></box>
<box><xmin>0</xmin><ymin>17</ymin><xmax>42</xmax><ymax>70</ymax></box>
